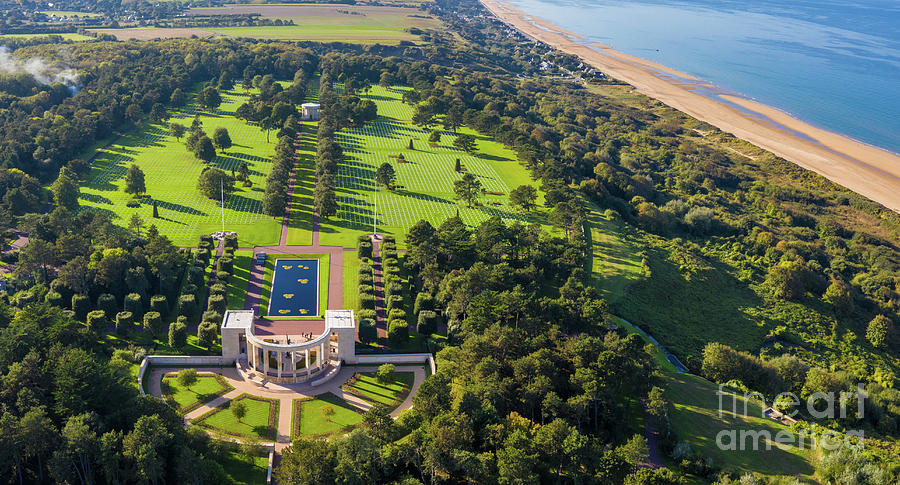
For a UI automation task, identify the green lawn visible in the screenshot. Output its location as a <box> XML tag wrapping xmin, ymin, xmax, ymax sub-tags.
<box><xmin>0</xmin><ymin>33</ymin><xmax>94</xmax><ymax>40</ymax></box>
<box><xmin>163</xmin><ymin>373</ymin><xmax>230</xmax><ymax>413</ymax></box>
<box><xmin>259</xmin><ymin>253</ymin><xmax>329</xmax><ymax>318</ymax></box>
<box><xmin>79</xmin><ymin>87</ymin><xmax>283</xmax><ymax>247</ymax></box>
<box><xmin>227</xmin><ymin>250</ymin><xmax>253</xmax><ymax>310</ymax></box>
<box><xmin>294</xmin><ymin>393</ymin><xmax>363</xmax><ymax>438</ymax></box>
<box><xmin>663</xmin><ymin>373</ymin><xmax>816</xmax><ymax>479</ymax></box>
<box><xmin>343</xmin><ymin>372</ymin><xmax>412</xmax><ymax>406</ymax></box>
<box><xmin>316</xmin><ymin>84</ymin><xmax>552</xmax><ymax>248</ymax></box>
<box><xmin>196</xmin><ymin>394</ymin><xmax>278</xmax><ymax>441</ymax></box>
<box><xmin>584</xmin><ymin>202</ymin><xmax>645</xmax><ymax>304</ymax></box>
<box><xmin>220</xmin><ymin>450</ymin><xmax>268</xmax><ymax>485</ymax></box>
<box><xmin>284</xmin><ymin>78</ymin><xmax>318</xmax><ymax>246</ymax></box>
<box><xmin>341</xmin><ymin>251</ymin><xmax>361</xmax><ymax>311</ymax></box>
<box><xmin>39</xmin><ymin>10</ymin><xmax>103</xmax><ymax>18</ymax></box>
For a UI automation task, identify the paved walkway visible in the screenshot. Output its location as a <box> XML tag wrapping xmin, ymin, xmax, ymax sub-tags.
<box><xmin>148</xmin><ymin>364</ymin><xmax>427</xmax><ymax>455</ymax></box>
<box><xmin>642</xmin><ymin>404</ymin><xmax>665</xmax><ymax>469</ymax></box>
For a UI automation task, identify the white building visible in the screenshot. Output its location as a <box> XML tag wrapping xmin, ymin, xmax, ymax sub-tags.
<box><xmin>301</xmin><ymin>103</ymin><xmax>321</xmax><ymax>121</ymax></box>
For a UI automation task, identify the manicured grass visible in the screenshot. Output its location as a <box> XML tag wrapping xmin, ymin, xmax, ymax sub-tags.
<box><xmin>196</xmin><ymin>394</ymin><xmax>278</xmax><ymax>441</ymax></box>
<box><xmin>226</xmin><ymin>250</ymin><xmax>253</xmax><ymax>310</ymax></box>
<box><xmin>293</xmin><ymin>393</ymin><xmax>363</xmax><ymax>438</ymax></box>
<box><xmin>162</xmin><ymin>372</ymin><xmax>231</xmax><ymax>414</ymax></box>
<box><xmin>343</xmin><ymin>372</ymin><xmax>413</xmax><ymax>406</ymax></box>
<box><xmin>209</xmin><ymin>25</ymin><xmax>423</xmax><ymax>44</ymax></box>
<box><xmin>220</xmin><ymin>450</ymin><xmax>269</xmax><ymax>485</ymax></box>
<box><xmin>284</xmin><ymin>122</ymin><xmax>315</xmax><ymax>246</ymax></box>
<box><xmin>79</xmin><ymin>87</ymin><xmax>283</xmax><ymax>247</ymax></box>
<box><xmin>663</xmin><ymin>373</ymin><xmax>815</xmax><ymax>478</ymax></box>
<box><xmin>584</xmin><ymin>202</ymin><xmax>645</xmax><ymax>304</ymax></box>
<box><xmin>341</xmin><ymin>251</ymin><xmax>360</xmax><ymax>311</ymax></box>
<box><xmin>315</xmin><ymin>84</ymin><xmax>552</xmax><ymax>248</ymax></box>
<box><xmin>259</xmin><ymin>253</ymin><xmax>329</xmax><ymax>318</ymax></box>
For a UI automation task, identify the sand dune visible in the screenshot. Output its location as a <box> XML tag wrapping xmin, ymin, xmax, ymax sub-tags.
<box><xmin>480</xmin><ymin>0</ymin><xmax>900</xmax><ymax>213</ymax></box>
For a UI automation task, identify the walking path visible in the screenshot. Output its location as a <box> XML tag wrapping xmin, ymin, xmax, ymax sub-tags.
<box><xmin>642</xmin><ymin>405</ymin><xmax>665</xmax><ymax>469</ymax></box>
<box><xmin>148</xmin><ymin>364</ymin><xmax>427</xmax><ymax>455</ymax></box>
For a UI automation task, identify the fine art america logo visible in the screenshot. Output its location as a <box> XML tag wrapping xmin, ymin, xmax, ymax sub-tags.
<box><xmin>715</xmin><ymin>384</ymin><xmax>866</xmax><ymax>451</ymax></box>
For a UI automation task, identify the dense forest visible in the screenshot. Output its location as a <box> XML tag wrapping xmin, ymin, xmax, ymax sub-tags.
<box><xmin>0</xmin><ymin>0</ymin><xmax>896</xmax><ymax>482</ymax></box>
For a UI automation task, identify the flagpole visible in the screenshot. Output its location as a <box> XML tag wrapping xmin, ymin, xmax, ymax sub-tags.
<box><xmin>221</xmin><ymin>179</ymin><xmax>225</xmax><ymax>235</ymax></box>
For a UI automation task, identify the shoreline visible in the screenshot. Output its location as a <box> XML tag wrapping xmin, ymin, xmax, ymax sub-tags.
<box><xmin>479</xmin><ymin>0</ymin><xmax>900</xmax><ymax>213</ymax></box>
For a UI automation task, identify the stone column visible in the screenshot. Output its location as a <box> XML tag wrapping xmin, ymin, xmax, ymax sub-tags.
<box><xmin>305</xmin><ymin>349</ymin><xmax>311</xmax><ymax>378</ymax></box>
<box><xmin>249</xmin><ymin>342</ymin><xmax>256</xmax><ymax>370</ymax></box>
<box><xmin>264</xmin><ymin>347</ymin><xmax>269</xmax><ymax>377</ymax></box>
<box><xmin>320</xmin><ymin>342</ymin><xmax>326</xmax><ymax>369</ymax></box>
<box><xmin>277</xmin><ymin>350</ymin><xmax>283</xmax><ymax>379</ymax></box>
<box><xmin>291</xmin><ymin>351</ymin><xmax>297</xmax><ymax>380</ymax></box>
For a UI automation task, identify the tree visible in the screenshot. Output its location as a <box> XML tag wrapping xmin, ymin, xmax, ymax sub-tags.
<box><xmin>149</xmin><ymin>103</ymin><xmax>167</xmax><ymax>123</ymax></box>
<box><xmin>375</xmin><ymin>162</ymin><xmax>396</xmax><ymax>189</ymax></box>
<box><xmin>123</xmin><ymin>415</ymin><xmax>171</xmax><ymax>485</ymax></box>
<box><xmin>866</xmin><ymin>315</ymin><xmax>892</xmax><ymax>349</ymax></box>
<box><xmin>549</xmin><ymin>200</ymin><xmax>583</xmax><ymax>238</ymax></box>
<box><xmin>170</xmin><ymin>88</ymin><xmax>186</xmax><ymax>106</ymax></box>
<box><xmin>18</xmin><ymin>237</ymin><xmax>55</xmax><ymax>282</ymax></box>
<box><xmin>237</xmin><ymin>162</ymin><xmax>250</xmax><ymax>181</ymax></box>
<box><xmin>177</xmin><ymin>368</ymin><xmax>198</xmax><ymax>389</ymax></box>
<box><xmin>453</xmin><ymin>173</ymin><xmax>482</xmax><ymax>208</ymax></box>
<box><xmin>169</xmin><ymin>122</ymin><xmax>186</xmax><ymax>140</ymax></box>
<box><xmin>428</xmin><ymin>131</ymin><xmax>441</xmax><ymax>143</ymax></box>
<box><xmin>231</xmin><ymin>400</ymin><xmax>248</xmax><ymax>422</ymax></box>
<box><xmin>765</xmin><ymin>262</ymin><xmax>804</xmax><ymax>301</ymax></box>
<box><xmin>169</xmin><ymin>321</ymin><xmax>187</xmax><ymax>348</ymax></box>
<box><xmin>262</xmin><ymin>188</ymin><xmax>286</xmax><ymax>217</ymax></box>
<box><xmin>128</xmin><ymin>214</ymin><xmax>144</xmax><ymax>236</ymax></box>
<box><xmin>196</xmin><ymin>168</ymin><xmax>234</xmax><ymax>199</ymax></box>
<box><xmin>212</xmin><ymin>127</ymin><xmax>232</xmax><ymax>152</ymax></box>
<box><xmin>197</xmin><ymin>86</ymin><xmax>222</xmax><ymax>111</ymax></box>
<box><xmin>198</xmin><ymin>321</ymin><xmax>217</xmax><ymax>348</ymax></box>
<box><xmin>193</xmin><ymin>136</ymin><xmax>216</xmax><ymax>163</ymax></box>
<box><xmin>617</xmin><ymin>434</ymin><xmax>649</xmax><ymax>466</ymax></box>
<box><xmin>408</xmin><ymin>138</ymin><xmax>415</xmax><ymax>150</ymax></box>
<box><xmin>453</xmin><ymin>133</ymin><xmax>477</xmax><ymax>153</ymax></box>
<box><xmin>375</xmin><ymin>363</ymin><xmax>395</xmax><ymax>385</ymax></box>
<box><xmin>444</xmin><ymin>105</ymin><xmax>463</xmax><ymax>132</ymax></box>
<box><xmin>509</xmin><ymin>185</ymin><xmax>538</xmax><ymax>212</ymax></box>
<box><xmin>152</xmin><ymin>200</ymin><xmax>159</xmax><ymax>219</ymax></box>
<box><xmin>124</xmin><ymin>164</ymin><xmax>146</xmax><ymax>197</ymax></box>
<box><xmin>315</xmin><ymin>185</ymin><xmax>338</xmax><ymax>220</ymax></box>
<box><xmin>455</xmin><ymin>158</ymin><xmax>461</xmax><ymax>172</ymax></box>
<box><xmin>823</xmin><ymin>279</ymin><xmax>853</xmax><ymax>314</ymax></box>
<box><xmin>51</xmin><ymin>168</ymin><xmax>80</xmax><ymax>210</ymax></box>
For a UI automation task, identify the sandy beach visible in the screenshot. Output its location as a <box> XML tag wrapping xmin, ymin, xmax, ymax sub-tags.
<box><xmin>479</xmin><ymin>0</ymin><xmax>900</xmax><ymax>213</ymax></box>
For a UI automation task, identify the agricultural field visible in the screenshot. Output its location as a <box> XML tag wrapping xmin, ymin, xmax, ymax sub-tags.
<box><xmin>188</xmin><ymin>4</ymin><xmax>441</xmax><ymax>29</ymax></box>
<box><xmin>87</xmin><ymin>28</ymin><xmax>217</xmax><ymax>41</ymax></box>
<box><xmin>316</xmin><ymin>84</ymin><xmax>551</xmax><ymax>248</ymax></box>
<box><xmin>0</xmin><ymin>33</ymin><xmax>94</xmax><ymax>41</ymax></box>
<box><xmin>79</xmin><ymin>87</ymin><xmax>283</xmax><ymax>248</ymax></box>
<box><xmin>39</xmin><ymin>10</ymin><xmax>103</xmax><ymax>18</ymax></box>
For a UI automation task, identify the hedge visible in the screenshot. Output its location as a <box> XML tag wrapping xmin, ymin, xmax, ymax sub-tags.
<box><xmin>72</xmin><ymin>294</ymin><xmax>90</xmax><ymax>320</ymax></box>
<box><xmin>360</xmin><ymin>293</ymin><xmax>376</xmax><ymax>310</ymax></box>
<box><xmin>385</xmin><ymin>281</ymin><xmax>403</xmax><ymax>300</ymax></box>
<box><xmin>178</xmin><ymin>294</ymin><xmax>197</xmax><ymax>320</ymax></box>
<box><xmin>414</xmin><ymin>293</ymin><xmax>435</xmax><ymax>316</ymax></box>
<box><xmin>358</xmin><ymin>284</ymin><xmax>374</xmax><ymax>295</ymax></box>
<box><xmin>143</xmin><ymin>311</ymin><xmax>163</xmax><ymax>337</ymax></box>
<box><xmin>382</xmin><ymin>235</ymin><xmax>395</xmax><ymax>244</ymax></box>
<box><xmin>209</xmin><ymin>283</ymin><xmax>226</xmax><ymax>297</ymax></box>
<box><xmin>388</xmin><ymin>308</ymin><xmax>406</xmax><ymax>322</ymax></box>
<box><xmin>358</xmin><ymin>318</ymin><xmax>377</xmax><ymax>344</ymax></box>
<box><xmin>216</xmin><ymin>271</ymin><xmax>230</xmax><ymax>283</ymax></box>
<box><xmin>224</xmin><ymin>234</ymin><xmax>238</xmax><ymax>250</ymax></box>
<box><xmin>208</xmin><ymin>294</ymin><xmax>226</xmax><ymax>315</ymax></box>
<box><xmin>202</xmin><ymin>310</ymin><xmax>222</xmax><ymax>325</ymax></box>
<box><xmin>45</xmin><ymin>291</ymin><xmax>63</xmax><ymax>307</ymax></box>
<box><xmin>86</xmin><ymin>310</ymin><xmax>107</xmax><ymax>333</ymax></box>
<box><xmin>169</xmin><ymin>321</ymin><xmax>187</xmax><ymax>348</ymax></box>
<box><xmin>387</xmin><ymin>319</ymin><xmax>408</xmax><ymax>346</ymax></box>
<box><xmin>358</xmin><ymin>240</ymin><xmax>373</xmax><ymax>259</ymax></box>
<box><xmin>387</xmin><ymin>294</ymin><xmax>403</xmax><ymax>312</ymax></box>
<box><xmin>417</xmin><ymin>310</ymin><xmax>438</xmax><ymax>335</ymax></box>
<box><xmin>357</xmin><ymin>309</ymin><xmax>377</xmax><ymax>320</ymax></box>
<box><xmin>358</xmin><ymin>272</ymin><xmax>374</xmax><ymax>286</ymax></box>
<box><xmin>217</xmin><ymin>256</ymin><xmax>233</xmax><ymax>273</ymax></box>
<box><xmin>358</xmin><ymin>263</ymin><xmax>372</xmax><ymax>276</ymax></box>
<box><xmin>124</xmin><ymin>293</ymin><xmax>143</xmax><ymax>319</ymax></box>
<box><xmin>182</xmin><ymin>283</ymin><xmax>199</xmax><ymax>299</ymax></box>
<box><xmin>115</xmin><ymin>311</ymin><xmax>133</xmax><ymax>335</ymax></box>
<box><xmin>97</xmin><ymin>293</ymin><xmax>117</xmax><ymax>320</ymax></box>
<box><xmin>198</xmin><ymin>321</ymin><xmax>218</xmax><ymax>348</ymax></box>
<box><xmin>150</xmin><ymin>295</ymin><xmax>168</xmax><ymax>317</ymax></box>
<box><xmin>188</xmin><ymin>265</ymin><xmax>205</xmax><ymax>287</ymax></box>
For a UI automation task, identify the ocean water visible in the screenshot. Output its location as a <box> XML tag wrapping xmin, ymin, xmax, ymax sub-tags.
<box><xmin>506</xmin><ymin>0</ymin><xmax>900</xmax><ymax>154</ymax></box>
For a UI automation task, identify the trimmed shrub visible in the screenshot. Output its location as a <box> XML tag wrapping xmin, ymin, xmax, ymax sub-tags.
<box><xmin>198</xmin><ymin>321</ymin><xmax>218</xmax><ymax>348</ymax></box>
<box><xmin>50</xmin><ymin>279</ymin><xmax>72</xmax><ymax>303</ymax></box>
<box><xmin>200</xmin><ymin>234</ymin><xmax>214</xmax><ymax>245</ymax></box>
<box><xmin>202</xmin><ymin>310</ymin><xmax>222</xmax><ymax>325</ymax></box>
<box><xmin>72</xmin><ymin>294</ymin><xmax>90</xmax><ymax>320</ymax></box>
<box><xmin>178</xmin><ymin>294</ymin><xmax>198</xmax><ymax>320</ymax></box>
<box><xmin>97</xmin><ymin>293</ymin><xmax>117</xmax><ymax>319</ymax></box>
<box><xmin>358</xmin><ymin>263</ymin><xmax>372</xmax><ymax>276</ymax></box>
<box><xmin>224</xmin><ymin>233</ymin><xmax>238</xmax><ymax>250</ymax></box>
<box><xmin>388</xmin><ymin>308</ymin><xmax>406</xmax><ymax>321</ymax></box>
<box><xmin>382</xmin><ymin>241</ymin><xmax>397</xmax><ymax>252</ymax></box>
<box><xmin>383</xmin><ymin>235</ymin><xmax>395</xmax><ymax>245</ymax></box>
<box><xmin>182</xmin><ymin>283</ymin><xmax>199</xmax><ymax>299</ymax></box>
<box><xmin>188</xmin><ymin>265</ymin><xmax>205</xmax><ymax>286</ymax></box>
<box><xmin>383</xmin><ymin>256</ymin><xmax>399</xmax><ymax>268</ymax></box>
<box><xmin>417</xmin><ymin>310</ymin><xmax>438</xmax><ymax>335</ymax></box>
<box><xmin>86</xmin><ymin>310</ymin><xmax>108</xmax><ymax>333</ymax></box>
<box><xmin>358</xmin><ymin>240</ymin><xmax>373</xmax><ymax>259</ymax></box>
<box><xmin>387</xmin><ymin>319</ymin><xmax>408</xmax><ymax>347</ymax></box>
<box><xmin>358</xmin><ymin>284</ymin><xmax>375</xmax><ymax>295</ymax></box>
<box><xmin>45</xmin><ymin>291</ymin><xmax>63</xmax><ymax>307</ymax></box>
<box><xmin>177</xmin><ymin>315</ymin><xmax>189</xmax><ymax>325</ymax></box>
<box><xmin>414</xmin><ymin>293</ymin><xmax>435</xmax><ymax>316</ymax></box>
<box><xmin>382</xmin><ymin>274</ymin><xmax>400</xmax><ymax>287</ymax></box>
<box><xmin>358</xmin><ymin>272</ymin><xmax>374</xmax><ymax>286</ymax></box>
<box><xmin>196</xmin><ymin>248</ymin><xmax>210</xmax><ymax>265</ymax></box>
<box><xmin>115</xmin><ymin>311</ymin><xmax>133</xmax><ymax>335</ymax></box>
<box><xmin>216</xmin><ymin>271</ymin><xmax>230</xmax><ymax>283</ymax></box>
<box><xmin>358</xmin><ymin>318</ymin><xmax>377</xmax><ymax>344</ymax></box>
<box><xmin>385</xmin><ymin>281</ymin><xmax>403</xmax><ymax>299</ymax></box>
<box><xmin>143</xmin><ymin>311</ymin><xmax>163</xmax><ymax>337</ymax></box>
<box><xmin>124</xmin><ymin>293</ymin><xmax>143</xmax><ymax>319</ymax></box>
<box><xmin>217</xmin><ymin>256</ymin><xmax>233</xmax><ymax>273</ymax></box>
<box><xmin>198</xmin><ymin>239</ymin><xmax>213</xmax><ymax>251</ymax></box>
<box><xmin>209</xmin><ymin>283</ymin><xmax>227</xmax><ymax>297</ymax></box>
<box><xmin>385</xmin><ymin>265</ymin><xmax>401</xmax><ymax>277</ymax></box>
<box><xmin>169</xmin><ymin>321</ymin><xmax>188</xmax><ymax>348</ymax></box>
<box><xmin>357</xmin><ymin>309</ymin><xmax>377</xmax><ymax>320</ymax></box>
<box><xmin>357</xmin><ymin>234</ymin><xmax>371</xmax><ymax>244</ymax></box>
<box><xmin>387</xmin><ymin>294</ymin><xmax>403</xmax><ymax>312</ymax></box>
<box><xmin>208</xmin><ymin>294</ymin><xmax>226</xmax><ymax>315</ymax></box>
<box><xmin>360</xmin><ymin>293</ymin><xmax>376</xmax><ymax>310</ymax></box>
<box><xmin>150</xmin><ymin>295</ymin><xmax>168</xmax><ymax>316</ymax></box>
<box><xmin>15</xmin><ymin>290</ymin><xmax>35</xmax><ymax>307</ymax></box>
<box><xmin>382</xmin><ymin>248</ymin><xmax>398</xmax><ymax>260</ymax></box>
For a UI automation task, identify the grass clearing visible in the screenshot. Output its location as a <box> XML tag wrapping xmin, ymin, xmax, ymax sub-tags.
<box><xmin>196</xmin><ymin>394</ymin><xmax>278</xmax><ymax>441</ymax></box>
<box><xmin>342</xmin><ymin>372</ymin><xmax>413</xmax><ymax>406</ymax></box>
<box><xmin>341</xmin><ymin>251</ymin><xmax>360</xmax><ymax>311</ymax></box>
<box><xmin>293</xmin><ymin>393</ymin><xmax>363</xmax><ymax>438</ymax></box>
<box><xmin>226</xmin><ymin>250</ymin><xmax>253</xmax><ymax>310</ymax></box>
<box><xmin>0</xmin><ymin>33</ymin><xmax>94</xmax><ymax>41</ymax></box>
<box><xmin>162</xmin><ymin>372</ymin><xmax>232</xmax><ymax>414</ymax></box>
<box><xmin>79</xmin><ymin>87</ymin><xmax>283</xmax><ymax>247</ymax></box>
<box><xmin>39</xmin><ymin>10</ymin><xmax>103</xmax><ymax>18</ymax></box>
<box><xmin>220</xmin><ymin>450</ymin><xmax>268</xmax><ymax>485</ymax></box>
<box><xmin>584</xmin><ymin>203</ymin><xmax>645</xmax><ymax>303</ymax></box>
<box><xmin>663</xmin><ymin>372</ymin><xmax>816</xmax><ymax>478</ymax></box>
<box><xmin>315</xmin><ymin>84</ymin><xmax>552</xmax><ymax>248</ymax></box>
